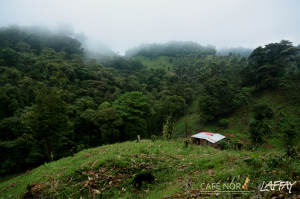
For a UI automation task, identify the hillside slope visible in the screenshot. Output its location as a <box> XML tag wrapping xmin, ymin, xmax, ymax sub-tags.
<box><xmin>0</xmin><ymin>137</ymin><xmax>299</xmax><ymax>198</ymax></box>
<box><xmin>174</xmin><ymin>82</ymin><xmax>300</xmax><ymax>150</ymax></box>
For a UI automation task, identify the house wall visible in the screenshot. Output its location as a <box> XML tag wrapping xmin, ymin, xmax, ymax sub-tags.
<box><xmin>192</xmin><ymin>138</ymin><xmax>221</xmax><ymax>149</ymax></box>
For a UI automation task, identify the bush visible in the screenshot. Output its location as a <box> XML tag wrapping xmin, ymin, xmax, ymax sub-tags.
<box><xmin>232</xmin><ymin>140</ymin><xmax>244</xmax><ymax>150</ymax></box>
<box><xmin>218</xmin><ymin>119</ymin><xmax>229</xmax><ymax>128</ymax></box>
<box><xmin>218</xmin><ymin>139</ymin><xmax>231</xmax><ymax>150</ymax></box>
<box><xmin>150</xmin><ymin>135</ymin><xmax>158</xmax><ymax>142</ymax></box>
<box><xmin>283</xmin><ymin>145</ymin><xmax>299</xmax><ymax>159</ymax></box>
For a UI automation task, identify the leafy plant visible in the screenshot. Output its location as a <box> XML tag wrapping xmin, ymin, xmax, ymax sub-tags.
<box><xmin>248</xmin><ymin>104</ymin><xmax>274</xmax><ymax>146</ymax></box>
<box><xmin>150</xmin><ymin>135</ymin><xmax>158</xmax><ymax>142</ymax></box>
<box><xmin>218</xmin><ymin>139</ymin><xmax>232</xmax><ymax>150</ymax></box>
<box><xmin>162</xmin><ymin>116</ymin><xmax>174</xmax><ymax>140</ymax></box>
<box><xmin>232</xmin><ymin>140</ymin><xmax>244</xmax><ymax>150</ymax></box>
<box><xmin>218</xmin><ymin>119</ymin><xmax>229</xmax><ymax>128</ymax></box>
<box><xmin>283</xmin><ymin>145</ymin><xmax>299</xmax><ymax>159</ymax></box>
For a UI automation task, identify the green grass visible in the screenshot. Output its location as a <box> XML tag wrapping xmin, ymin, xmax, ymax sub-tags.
<box><xmin>1</xmin><ymin>139</ymin><xmax>298</xmax><ymax>198</ymax></box>
<box><xmin>134</xmin><ymin>55</ymin><xmax>215</xmax><ymax>73</ymax></box>
<box><xmin>134</xmin><ymin>55</ymin><xmax>175</xmax><ymax>72</ymax></box>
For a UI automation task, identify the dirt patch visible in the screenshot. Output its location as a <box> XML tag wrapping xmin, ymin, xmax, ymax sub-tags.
<box><xmin>139</xmin><ymin>139</ymin><xmax>152</xmax><ymax>143</ymax></box>
<box><xmin>264</xmin><ymin>140</ymin><xmax>274</xmax><ymax>149</ymax></box>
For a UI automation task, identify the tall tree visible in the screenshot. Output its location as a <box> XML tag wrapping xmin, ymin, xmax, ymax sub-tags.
<box><xmin>245</xmin><ymin>40</ymin><xmax>300</xmax><ymax>89</ymax></box>
<box><xmin>22</xmin><ymin>87</ymin><xmax>69</xmax><ymax>162</ymax></box>
<box><xmin>249</xmin><ymin>104</ymin><xmax>274</xmax><ymax>147</ymax></box>
<box><xmin>94</xmin><ymin>105</ymin><xmax>123</xmax><ymax>144</ymax></box>
<box><xmin>113</xmin><ymin>91</ymin><xmax>150</xmax><ymax>140</ymax></box>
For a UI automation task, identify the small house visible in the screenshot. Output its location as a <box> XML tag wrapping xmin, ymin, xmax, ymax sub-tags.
<box><xmin>191</xmin><ymin>132</ymin><xmax>225</xmax><ymax>148</ymax></box>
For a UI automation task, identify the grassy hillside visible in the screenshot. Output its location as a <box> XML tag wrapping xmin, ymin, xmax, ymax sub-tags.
<box><xmin>133</xmin><ymin>55</ymin><xmax>175</xmax><ymax>72</ymax></box>
<box><xmin>174</xmin><ymin>85</ymin><xmax>300</xmax><ymax>149</ymax></box>
<box><xmin>133</xmin><ymin>55</ymin><xmax>214</xmax><ymax>72</ymax></box>
<box><xmin>1</xmin><ymin>138</ymin><xmax>299</xmax><ymax>199</ymax></box>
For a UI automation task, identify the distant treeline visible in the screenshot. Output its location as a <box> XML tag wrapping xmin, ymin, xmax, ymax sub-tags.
<box><xmin>0</xmin><ymin>24</ymin><xmax>84</xmax><ymax>57</ymax></box>
<box><xmin>217</xmin><ymin>46</ymin><xmax>254</xmax><ymax>58</ymax></box>
<box><xmin>125</xmin><ymin>41</ymin><xmax>217</xmax><ymax>58</ymax></box>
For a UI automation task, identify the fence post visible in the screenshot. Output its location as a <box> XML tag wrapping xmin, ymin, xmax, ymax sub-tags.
<box><xmin>137</xmin><ymin>135</ymin><xmax>140</xmax><ymax>142</ymax></box>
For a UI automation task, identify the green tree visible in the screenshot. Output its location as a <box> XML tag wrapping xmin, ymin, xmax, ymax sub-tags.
<box><xmin>283</xmin><ymin>123</ymin><xmax>297</xmax><ymax>146</ymax></box>
<box><xmin>0</xmin><ymin>115</ymin><xmax>43</xmax><ymax>175</ymax></box>
<box><xmin>246</xmin><ymin>40</ymin><xmax>300</xmax><ymax>89</ymax></box>
<box><xmin>252</xmin><ymin>104</ymin><xmax>274</xmax><ymax>121</ymax></box>
<box><xmin>162</xmin><ymin>115</ymin><xmax>174</xmax><ymax>139</ymax></box>
<box><xmin>113</xmin><ymin>91</ymin><xmax>150</xmax><ymax>140</ymax></box>
<box><xmin>197</xmin><ymin>76</ymin><xmax>235</xmax><ymax>122</ymax></box>
<box><xmin>22</xmin><ymin>87</ymin><xmax>69</xmax><ymax>162</ymax></box>
<box><xmin>249</xmin><ymin>104</ymin><xmax>274</xmax><ymax>147</ymax></box>
<box><xmin>18</xmin><ymin>76</ymin><xmax>35</xmax><ymax>104</ymax></box>
<box><xmin>94</xmin><ymin>107</ymin><xmax>123</xmax><ymax>144</ymax></box>
<box><xmin>197</xmin><ymin>95</ymin><xmax>219</xmax><ymax>123</ymax></box>
<box><xmin>98</xmin><ymin>101</ymin><xmax>111</xmax><ymax>110</ymax></box>
<box><xmin>73</xmin><ymin>109</ymin><xmax>100</xmax><ymax>148</ymax></box>
<box><xmin>0</xmin><ymin>66</ymin><xmax>22</xmax><ymax>86</ymax></box>
<box><xmin>73</xmin><ymin>96</ymin><xmax>97</xmax><ymax>112</ymax></box>
<box><xmin>162</xmin><ymin>95</ymin><xmax>187</xmax><ymax>120</ymax></box>
<box><xmin>0</xmin><ymin>84</ymin><xmax>24</xmax><ymax>120</ymax></box>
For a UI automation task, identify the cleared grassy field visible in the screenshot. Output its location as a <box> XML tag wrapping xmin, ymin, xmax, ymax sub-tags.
<box><xmin>2</xmin><ymin>138</ymin><xmax>299</xmax><ymax>199</ymax></box>
<box><xmin>133</xmin><ymin>55</ymin><xmax>175</xmax><ymax>72</ymax></box>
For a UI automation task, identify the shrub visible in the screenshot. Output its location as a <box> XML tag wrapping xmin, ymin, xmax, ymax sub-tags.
<box><xmin>218</xmin><ymin>139</ymin><xmax>231</xmax><ymax>150</ymax></box>
<box><xmin>283</xmin><ymin>145</ymin><xmax>299</xmax><ymax>159</ymax></box>
<box><xmin>150</xmin><ymin>135</ymin><xmax>158</xmax><ymax>142</ymax></box>
<box><xmin>218</xmin><ymin>119</ymin><xmax>229</xmax><ymax>128</ymax></box>
<box><xmin>232</xmin><ymin>140</ymin><xmax>244</xmax><ymax>150</ymax></box>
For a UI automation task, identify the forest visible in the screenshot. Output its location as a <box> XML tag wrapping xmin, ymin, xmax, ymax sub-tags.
<box><xmin>0</xmin><ymin>24</ymin><xmax>300</xmax><ymax>177</ymax></box>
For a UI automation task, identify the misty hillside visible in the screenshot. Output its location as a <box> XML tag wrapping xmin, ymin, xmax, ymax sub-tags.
<box><xmin>125</xmin><ymin>41</ymin><xmax>217</xmax><ymax>58</ymax></box>
<box><xmin>217</xmin><ymin>46</ymin><xmax>254</xmax><ymax>58</ymax></box>
<box><xmin>0</xmin><ymin>24</ymin><xmax>300</xmax><ymax>198</ymax></box>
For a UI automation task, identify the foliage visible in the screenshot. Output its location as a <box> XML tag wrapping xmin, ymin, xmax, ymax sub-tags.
<box><xmin>218</xmin><ymin>139</ymin><xmax>232</xmax><ymax>150</ymax></box>
<box><xmin>283</xmin><ymin>145</ymin><xmax>299</xmax><ymax>159</ymax></box>
<box><xmin>98</xmin><ymin>101</ymin><xmax>111</xmax><ymax>110</ymax></box>
<box><xmin>248</xmin><ymin>104</ymin><xmax>274</xmax><ymax>146</ymax></box>
<box><xmin>245</xmin><ymin>40</ymin><xmax>300</xmax><ymax>89</ymax></box>
<box><xmin>218</xmin><ymin>119</ymin><xmax>229</xmax><ymax>128</ymax></box>
<box><xmin>150</xmin><ymin>135</ymin><xmax>158</xmax><ymax>142</ymax></box>
<box><xmin>252</xmin><ymin>104</ymin><xmax>274</xmax><ymax>120</ymax></box>
<box><xmin>22</xmin><ymin>87</ymin><xmax>69</xmax><ymax>162</ymax></box>
<box><xmin>197</xmin><ymin>95</ymin><xmax>219</xmax><ymax>123</ymax></box>
<box><xmin>125</xmin><ymin>41</ymin><xmax>216</xmax><ymax>58</ymax></box>
<box><xmin>162</xmin><ymin>95</ymin><xmax>187</xmax><ymax>119</ymax></box>
<box><xmin>282</xmin><ymin>122</ymin><xmax>298</xmax><ymax>146</ymax></box>
<box><xmin>162</xmin><ymin>116</ymin><xmax>175</xmax><ymax>140</ymax></box>
<box><xmin>0</xmin><ymin>84</ymin><xmax>24</xmax><ymax>120</ymax></box>
<box><xmin>113</xmin><ymin>91</ymin><xmax>150</xmax><ymax>140</ymax></box>
<box><xmin>94</xmin><ymin>107</ymin><xmax>123</xmax><ymax>144</ymax></box>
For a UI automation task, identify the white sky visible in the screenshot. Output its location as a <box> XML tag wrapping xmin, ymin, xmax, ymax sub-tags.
<box><xmin>0</xmin><ymin>0</ymin><xmax>299</xmax><ymax>55</ymax></box>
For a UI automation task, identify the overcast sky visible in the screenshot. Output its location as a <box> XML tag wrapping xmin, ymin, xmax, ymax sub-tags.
<box><xmin>0</xmin><ymin>0</ymin><xmax>299</xmax><ymax>55</ymax></box>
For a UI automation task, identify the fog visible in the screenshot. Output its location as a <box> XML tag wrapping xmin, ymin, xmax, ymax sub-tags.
<box><xmin>1</xmin><ymin>0</ymin><xmax>299</xmax><ymax>55</ymax></box>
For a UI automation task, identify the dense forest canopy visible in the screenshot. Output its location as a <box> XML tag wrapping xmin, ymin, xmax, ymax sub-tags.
<box><xmin>125</xmin><ymin>41</ymin><xmax>217</xmax><ymax>58</ymax></box>
<box><xmin>0</xmin><ymin>24</ymin><xmax>299</xmax><ymax>176</ymax></box>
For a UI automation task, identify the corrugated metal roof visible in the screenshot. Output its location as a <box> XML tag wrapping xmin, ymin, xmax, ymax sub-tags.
<box><xmin>191</xmin><ymin>132</ymin><xmax>225</xmax><ymax>143</ymax></box>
